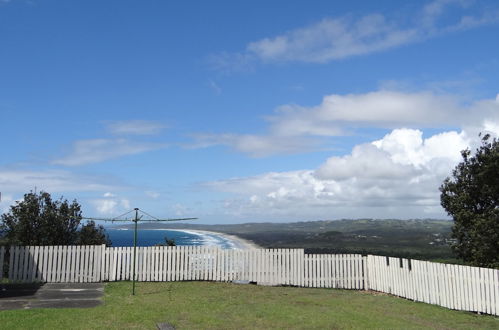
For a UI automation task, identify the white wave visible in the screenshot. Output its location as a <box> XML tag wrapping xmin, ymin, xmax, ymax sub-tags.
<box><xmin>167</xmin><ymin>229</ymin><xmax>244</xmax><ymax>250</ymax></box>
<box><xmin>107</xmin><ymin>228</ymin><xmax>254</xmax><ymax>249</ymax></box>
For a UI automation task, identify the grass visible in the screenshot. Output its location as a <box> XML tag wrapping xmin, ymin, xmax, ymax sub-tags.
<box><xmin>1</xmin><ymin>281</ymin><xmax>497</xmax><ymax>329</ymax></box>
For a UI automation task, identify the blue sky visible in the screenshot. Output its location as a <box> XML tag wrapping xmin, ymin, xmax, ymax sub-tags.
<box><xmin>1</xmin><ymin>0</ymin><xmax>498</xmax><ymax>223</ymax></box>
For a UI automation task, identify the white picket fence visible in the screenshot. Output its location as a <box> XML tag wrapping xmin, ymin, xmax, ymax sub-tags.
<box><xmin>4</xmin><ymin>245</ymin><xmax>364</xmax><ymax>289</ymax></box>
<box><xmin>366</xmin><ymin>255</ymin><xmax>499</xmax><ymax>316</ymax></box>
<box><xmin>1</xmin><ymin>245</ymin><xmax>498</xmax><ymax>316</ymax></box>
<box><xmin>7</xmin><ymin>245</ymin><xmax>103</xmax><ymax>283</ymax></box>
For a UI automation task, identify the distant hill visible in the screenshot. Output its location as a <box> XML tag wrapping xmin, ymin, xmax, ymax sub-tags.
<box><xmin>111</xmin><ymin>219</ymin><xmax>455</xmax><ymax>262</ymax></box>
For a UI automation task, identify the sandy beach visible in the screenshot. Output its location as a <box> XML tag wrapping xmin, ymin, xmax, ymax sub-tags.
<box><xmin>166</xmin><ymin>229</ymin><xmax>261</xmax><ymax>249</ymax></box>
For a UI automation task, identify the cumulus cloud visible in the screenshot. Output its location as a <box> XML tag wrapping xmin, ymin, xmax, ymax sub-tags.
<box><xmin>204</xmin><ymin>127</ymin><xmax>496</xmax><ymax>220</ymax></box>
<box><xmin>191</xmin><ymin>91</ymin><xmax>499</xmax><ymax>157</ymax></box>
<box><xmin>91</xmin><ymin>193</ymin><xmax>131</xmax><ymax>216</ymax></box>
<box><xmin>106</xmin><ymin>120</ymin><xmax>165</xmax><ymax>135</ymax></box>
<box><xmin>211</xmin><ymin>0</ymin><xmax>499</xmax><ymax>69</ymax></box>
<box><xmin>53</xmin><ymin>138</ymin><xmax>167</xmax><ymax>166</ymax></box>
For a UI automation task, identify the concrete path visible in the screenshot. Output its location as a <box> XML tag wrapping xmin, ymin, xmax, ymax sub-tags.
<box><xmin>0</xmin><ymin>283</ymin><xmax>104</xmax><ymax>310</ymax></box>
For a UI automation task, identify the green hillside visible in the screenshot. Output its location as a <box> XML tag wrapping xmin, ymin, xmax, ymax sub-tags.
<box><xmin>113</xmin><ymin>219</ymin><xmax>456</xmax><ymax>262</ymax></box>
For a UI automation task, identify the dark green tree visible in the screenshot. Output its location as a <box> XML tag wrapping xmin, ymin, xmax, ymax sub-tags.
<box><xmin>77</xmin><ymin>220</ymin><xmax>112</xmax><ymax>246</ymax></box>
<box><xmin>154</xmin><ymin>236</ymin><xmax>176</xmax><ymax>247</ymax></box>
<box><xmin>0</xmin><ymin>191</ymin><xmax>111</xmax><ymax>246</ymax></box>
<box><xmin>440</xmin><ymin>134</ymin><xmax>499</xmax><ymax>268</ymax></box>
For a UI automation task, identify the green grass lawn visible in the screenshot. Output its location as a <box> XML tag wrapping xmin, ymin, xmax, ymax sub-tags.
<box><xmin>1</xmin><ymin>281</ymin><xmax>497</xmax><ymax>329</ymax></box>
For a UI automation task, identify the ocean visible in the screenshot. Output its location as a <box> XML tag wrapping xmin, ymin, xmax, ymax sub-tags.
<box><xmin>107</xmin><ymin>229</ymin><xmax>240</xmax><ymax>249</ymax></box>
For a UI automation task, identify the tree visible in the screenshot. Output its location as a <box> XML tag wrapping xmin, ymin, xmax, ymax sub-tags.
<box><xmin>154</xmin><ymin>236</ymin><xmax>176</xmax><ymax>247</ymax></box>
<box><xmin>440</xmin><ymin>134</ymin><xmax>499</xmax><ymax>268</ymax></box>
<box><xmin>77</xmin><ymin>221</ymin><xmax>112</xmax><ymax>246</ymax></box>
<box><xmin>0</xmin><ymin>191</ymin><xmax>111</xmax><ymax>246</ymax></box>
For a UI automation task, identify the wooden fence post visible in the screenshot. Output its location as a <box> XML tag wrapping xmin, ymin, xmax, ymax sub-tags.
<box><xmin>363</xmin><ymin>256</ymin><xmax>369</xmax><ymax>291</ymax></box>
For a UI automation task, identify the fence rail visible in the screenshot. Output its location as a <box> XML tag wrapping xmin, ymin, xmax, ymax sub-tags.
<box><xmin>1</xmin><ymin>245</ymin><xmax>498</xmax><ymax>316</ymax></box>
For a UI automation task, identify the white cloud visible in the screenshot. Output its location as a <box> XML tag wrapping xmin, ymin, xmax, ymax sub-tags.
<box><xmin>106</xmin><ymin>120</ymin><xmax>165</xmax><ymax>135</ymax></box>
<box><xmin>205</xmin><ymin>127</ymin><xmax>495</xmax><ymax>220</ymax></box>
<box><xmin>270</xmin><ymin>90</ymin><xmax>467</xmax><ymax>131</ymax></box>
<box><xmin>483</xmin><ymin>120</ymin><xmax>499</xmax><ymax>135</ymax></box>
<box><xmin>212</xmin><ymin>0</ymin><xmax>499</xmax><ymax>68</ymax></box>
<box><xmin>0</xmin><ymin>168</ymin><xmax>125</xmax><ymax>213</ymax></box>
<box><xmin>190</xmin><ymin>133</ymin><xmax>321</xmax><ymax>157</ymax></box>
<box><xmin>191</xmin><ymin>91</ymin><xmax>499</xmax><ymax>157</ymax></box>
<box><xmin>421</xmin><ymin>0</ymin><xmax>465</xmax><ymax>28</ymax></box>
<box><xmin>93</xmin><ymin>199</ymin><xmax>118</xmax><ymax>215</ymax></box>
<box><xmin>53</xmin><ymin>138</ymin><xmax>167</xmax><ymax>166</ymax></box>
<box><xmin>0</xmin><ymin>168</ymin><xmax>121</xmax><ymax>193</ymax></box>
<box><xmin>246</xmin><ymin>15</ymin><xmax>418</xmax><ymax>63</ymax></box>
<box><xmin>92</xmin><ymin>193</ymin><xmax>131</xmax><ymax>216</ymax></box>
<box><xmin>0</xmin><ymin>193</ymin><xmax>14</xmax><ymax>214</ymax></box>
<box><xmin>171</xmin><ymin>203</ymin><xmax>192</xmax><ymax>216</ymax></box>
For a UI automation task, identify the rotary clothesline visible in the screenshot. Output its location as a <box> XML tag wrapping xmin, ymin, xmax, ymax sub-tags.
<box><xmin>81</xmin><ymin>208</ymin><xmax>197</xmax><ymax>294</ymax></box>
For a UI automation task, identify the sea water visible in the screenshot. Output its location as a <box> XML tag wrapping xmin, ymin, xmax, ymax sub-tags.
<box><xmin>107</xmin><ymin>229</ymin><xmax>240</xmax><ymax>249</ymax></box>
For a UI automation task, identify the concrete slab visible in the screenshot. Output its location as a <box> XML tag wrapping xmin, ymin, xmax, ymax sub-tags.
<box><xmin>0</xmin><ymin>283</ymin><xmax>43</xmax><ymax>299</ymax></box>
<box><xmin>157</xmin><ymin>323</ymin><xmax>176</xmax><ymax>330</ymax></box>
<box><xmin>0</xmin><ymin>300</ymin><xmax>29</xmax><ymax>311</ymax></box>
<box><xmin>0</xmin><ymin>283</ymin><xmax>104</xmax><ymax>310</ymax></box>
<box><xmin>37</xmin><ymin>289</ymin><xmax>103</xmax><ymax>299</ymax></box>
<box><xmin>42</xmin><ymin>283</ymin><xmax>104</xmax><ymax>290</ymax></box>
<box><xmin>29</xmin><ymin>299</ymin><xmax>102</xmax><ymax>309</ymax></box>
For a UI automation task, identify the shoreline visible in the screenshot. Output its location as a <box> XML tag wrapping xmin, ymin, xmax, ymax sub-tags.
<box><xmin>112</xmin><ymin>227</ymin><xmax>261</xmax><ymax>250</ymax></box>
<box><xmin>167</xmin><ymin>229</ymin><xmax>261</xmax><ymax>250</ymax></box>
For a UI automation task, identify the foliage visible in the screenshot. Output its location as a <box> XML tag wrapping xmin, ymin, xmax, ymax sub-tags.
<box><xmin>77</xmin><ymin>220</ymin><xmax>112</xmax><ymax>246</ymax></box>
<box><xmin>440</xmin><ymin>134</ymin><xmax>499</xmax><ymax>268</ymax></box>
<box><xmin>153</xmin><ymin>236</ymin><xmax>176</xmax><ymax>247</ymax></box>
<box><xmin>164</xmin><ymin>236</ymin><xmax>176</xmax><ymax>246</ymax></box>
<box><xmin>0</xmin><ymin>191</ymin><xmax>111</xmax><ymax>246</ymax></box>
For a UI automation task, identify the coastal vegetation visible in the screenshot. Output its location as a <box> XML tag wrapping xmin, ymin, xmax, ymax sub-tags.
<box><xmin>440</xmin><ymin>134</ymin><xmax>499</xmax><ymax>268</ymax></box>
<box><xmin>0</xmin><ymin>282</ymin><xmax>496</xmax><ymax>329</ymax></box>
<box><xmin>116</xmin><ymin>219</ymin><xmax>456</xmax><ymax>262</ymax></box>
<box><xmin>0</xmin><ymin>191</ymin><xmax>110</xmax><ymax>246</ymax></box>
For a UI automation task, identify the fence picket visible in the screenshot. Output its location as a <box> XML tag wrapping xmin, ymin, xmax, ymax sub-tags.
<box><xmin>494</xmin><ymin>269</ymin><xmax>499</xmax><ymax>316</ymax></box>
<box><xmin>12</xmin><ymin>246</ymin><xmax>20</xmax><ymax>281</ymax></box>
